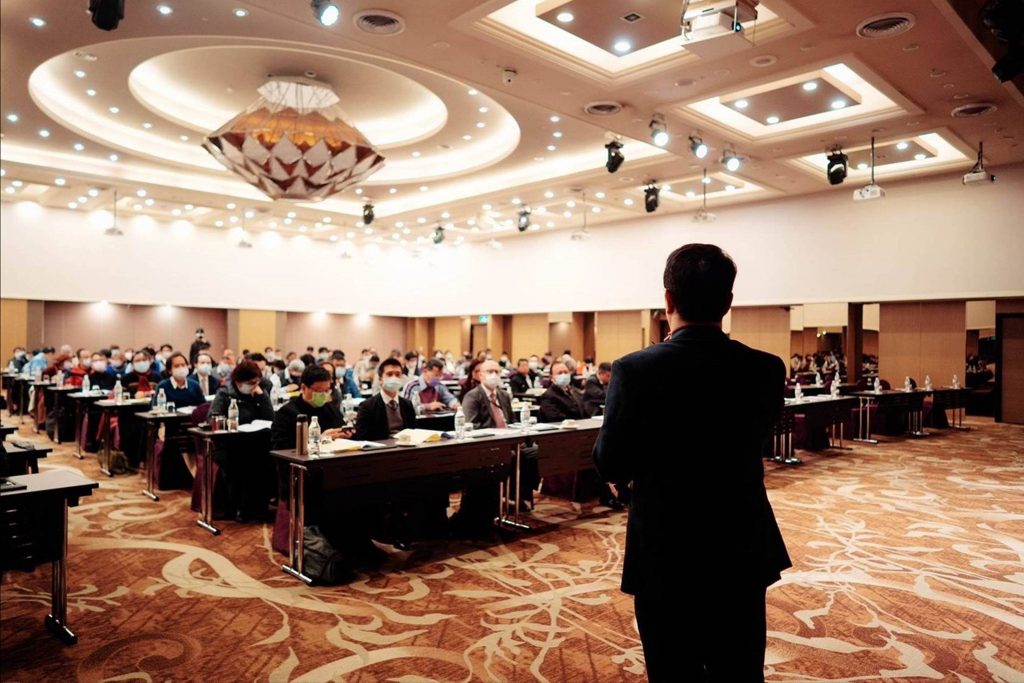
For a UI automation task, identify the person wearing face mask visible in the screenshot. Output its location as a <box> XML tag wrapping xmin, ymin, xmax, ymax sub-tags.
<box><xmin>188</xmin><ymin>328</ymin><xmax>207</xmax><ymax>366</ymax></box>
<box><xmin>7</xmin><ymin>346</ymin><xmax>29</xmax><ymax>372</ymax></box>
<box><xmin>210</xmin><ymin>360</ymin><xmax>276</xmax><ymax>521</ymax></box>
<box><xmin>189</xmin><ymin>352</ymin><xmax>221</xmax><ymax>397</ymax></box>
<box><xmin>498</xmin><ymin>352</ymin><xmax>511</xmax><ymax>369</ymax></box>
<box><xmin>86</xmin><ymin>352</ymin><xmax>116</xmax><ymax>391</ymax></box>
<box><xmin>317</xmin><ymin>346</ymin><xmax>330</xmax><ymax>363</ymax></box>
<box><xmin>26</xmin><ymin>346</ymin><xmax>54</xmax><ymax>376</ymax></box>
<box><xmin>360</xmin><ymin>354</ymin><xmax>381</xmax><ymax>388</ymax></box>
<box><xmin>121</xmin><ymin>350</ymin><xmax>162</xmax><ymax>398</ymax></box>
<box><xmin>508</xmin><ymin>358</ymin><xmax>541</xmax><ymax>395</ymax></box>
<box><xmin>153</xmin><ymin>353</ymin><xmax>206</xmax><ymax>408</ymax></box>
<box><xmin>65</xmin><ymin>348</ymin><xmax>92</xmax><ymax>387</ymax></box>
<box><xmin>122</xmin><ymin>349</ymin><xmax>136</xmax><ymax>375</ymax></box>
<box><xmin>403</xmin><ymin>351</ymin><xmax>421</xmax><ymax>378</ymax></box>
<box><xmin>108</xmin><ymin>349</ymin><xmax>128</xmax><ymax>380</ymax></box>
<box><xmin>153</xmin><ymin>344</ymin><xmax>173</xmax><ymax>376</ymax></box>
<box><xmin>279</xmin><ymin>358</ymin><xmax>306</xmax><ymax>392</ymax></box>
<box><xmin>402</xmin><ymin>359</ymin><xmax>459</xmax><ymax>412</ymax></box>
<box><xmin>330</xmin><ymin>350</ymin><xmax>361</xmax><ymax>398</ymax></box>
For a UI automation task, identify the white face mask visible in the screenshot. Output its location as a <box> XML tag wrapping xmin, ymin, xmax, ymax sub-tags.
<box><xmin>172</xmin><ymin>367</ymin><xmax>189</xmax><ymax>380</ymax></box>
<box><xmin>81</xmin><ymin>358</ymin><xmax>92</xmax><ymax>369</ymax></box>
<box><xmin>381</xmin><ymin>376</ymin><xmax>403</xmax><ymax>393</ymax></box>
<box><xmin>196</xmin><ymin>363</ymin><xmax>212</xmax><ymax>375</ymax></box>
<box><xmin>92</xmin><ymin>360</ymin><xmax>108</xmax><ymax>373</ymax></box>
<box><xmin>133</xmin><ymin>360</ymin><xmax>150</xmax><ymax>374</ymax></box>
<box><xmin>528</xmin><ymin>361</ymin><xmax>539</xmax><ymax>370</ymax></box>
<box><xmin>483</xmin><ymin>373</ymin><xmax>501</xmax><ymax>389</ymax></box>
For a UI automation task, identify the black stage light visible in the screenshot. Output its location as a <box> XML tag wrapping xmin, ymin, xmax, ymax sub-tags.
<box><xmin>644</xmin><ymin>184</ymin><xmax>660</xmax><ymax>213</ymax></box>
<box><xmin>605</xmin><ymin>140</ymin><xmax>624</xmax><ymax>173</ymax></box>
<box><xmin>311</xmin><ymin>0</ymin><xmax>341</xmax><ymax>26</ymax></box>
<box><xmin>689</xmin><ymin>135</ymin><xmax>708</xmax><ymax>159</ymax></box>
<box><xmin>362</xmin><ymin>203</ymin><xmax>375</xmax><ymax>225</ymax></box>
<box><xmin>517</xmin><ymin>206</ymin><xmax>531</xmax><ymax>232</ymax></box>
<box><xmin>89</xmin><ymin>0</ymin><xmax>124</xmax><ymax>31</ymax></box>
<box><xmin>431</xmin><ymin>225</ymin><xmax>445</xmax><ymax>244</ymax></box>
<box><xmin>826</xmin><ymin>149</ymin><xmax>848</xmax><ymax>185</ymax></box>
<box><xmin>982</xmin><ymin>0</ymin><xmax>1024</xmax><ymax>81</ymax></box>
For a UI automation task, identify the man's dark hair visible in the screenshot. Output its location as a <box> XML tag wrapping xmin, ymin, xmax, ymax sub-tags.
<box><xmin>272</xmin><ymin>359</ymin><xmax>286</xmax><ymax>370</ymax></box>
<box><xmin>166</xmin><ymin>351</ymin><xmax>189</xmax><ymax>368</ymax></box>
<box><xmin>598</xmin><ymin>362</ymin><xmax>613</xmax><ymax>373</ymax></box>
<box><xmin>330</xmin><ymin>350</ymin><xmax>345</xmax><ymax>361</ymax></box>
<box><xmin>369</xmin><ymin>354</ymin><xmax>380</xmax><ymax>363</ymax></box>
<box><xmin>663</xmin><ymin>243</ymin><xmax>737</xmax><ymax>323</ymax></box>
<box><xmin>318</xmin><ymin>346</ymin><xmax>329</xmax><ymax>354</ymax></box>
<box><xmin>517</xmin><ymin>358</ymin><xmax>529</xmax><ymax>365</ymax></box>
<box><xmin>301</xmin><ymin>365</ymin><xmax>332</xmax><ymax>387</ymax></box>
<box><xmin>379</xmin><ymin>357</ymin><xmax>404</xmax><ymax>377</ymax></box>
<box><xmin>160</xmin><ymin>343</ymin><xmax>172</xmax><ymax>351</ymax></box>
<box><xmin>231</xmin><ymin>359</ymin><xmax>261</xmax><ymax>383</ymax></box>
<box><xmin>424</xmin><ymin>358</ymin><xmax>444</xmax><ymax>372</ymax></box>
<box><xmin>248</xmin><ymin>352</ymin><xmax>267</xmax><ymax>364</ymax></box>
<box><xmin>404</xmin><ymin>351</ymin><xmax>418</xmax><ymax>361</ymax></box>
<box><xmin>300</xmin><ymin>353</ymin><xmax>317</xmax><ymax>367</ymax></box>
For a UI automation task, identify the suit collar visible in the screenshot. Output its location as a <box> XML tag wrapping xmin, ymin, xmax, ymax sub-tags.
<box><xmin>670</xmin><ymin>325</ymin><xmax>727</xmax><ymax>342</ymax></box>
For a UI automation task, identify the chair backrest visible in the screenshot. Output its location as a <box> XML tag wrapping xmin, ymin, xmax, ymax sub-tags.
<box><xmin>191</xmin><ymin>401</ymin><xmax>211</xmax><ymax>427</ymax></box>
<box><xmin>879</xmin><ymin>379</ymin><xmax>892</xmax><ymax>390</ymax></box>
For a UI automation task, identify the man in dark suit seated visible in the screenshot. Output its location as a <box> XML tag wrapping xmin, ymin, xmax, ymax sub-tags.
<box><xmin>582</xmin><ymin>362</ymin><xmax>612</xmax><ymax>417</ymax></box>
<box><xmin>508</xmin><ymin>358</ymin><xmax>541</xmax><ymax>395</ymax></box>
<box><xmin>593</xmin><ymin>243</ymin><xmax>790</xmax><ymax>682</ymax></box>
<box><xmin>188</xmin><ymin>352</ymin><xmax>221</xmax><ymax>397</ymax></box>
<box><xmin>354</xmin><ymin>358</ymin><xmax>448</xmax><ymax>543</ymax></box>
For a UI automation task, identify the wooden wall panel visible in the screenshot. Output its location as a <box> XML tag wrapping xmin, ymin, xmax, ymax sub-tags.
<box><xmin>998</xmin><ymin>316</ymin><xmax>1024</xmax><ymax>424</ymax></box>
<box><xmin>237</xmin><ymin>309</ymin><xmax>277</xmax><ymax>354</ymax></box>
<box><xmin>509</xmin><ymin>314</ymin><xmax>548</xmax><ymax>361</ymax></box>
<box><xmin>594</xmin><ymin>310</ymin><xmax>644</xmax><ymax>363</ymax></box>
<box><xmin>433</xmin><ymin>317</ymin><xmax>463</xmax><ymax>355</ymax></box>
<box><xmin>486</xmin><ymin>315</ymin><xmax>504</xmax><ymax>355</ymax></box>
<box><xmin>729</xmin><ymin>306</ymin><xmax>790</xmax><ymax>365</ymax></box>
<box><xmin>996</xmin><ymin>298</ymin><xmax>1024</xmax><ymax>315</ymax></box>
<box><xmin>878</xmin><ymin>301</ymin><xmax>966</xmax><ymax>386</ymax></box>
<box><xmin>863</xmin><ymin>330</ymin><xmax>879</xmax><ymax>356</ymax></box>
<box><xmin>549</xmin><ymin>322</ymin><xmax>572</xmax><ymax>358</ymax></box>
<box><xmin>583</xmin><ymin>312</ymin><xmax>596</xmax><ymax>359</ymax></box>
<box><xmin>0</xmin><ymin>299</ymin><xmax>28</xmax><ymax>358</ymax></box>
<box><xmin>572</xmin><ymin>312</ymin><xmax>586</xmax><ymax>359</ymax></box>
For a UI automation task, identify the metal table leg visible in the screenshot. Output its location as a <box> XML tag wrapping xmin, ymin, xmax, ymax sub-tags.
<box><xmin>72</xmin><ymin>401</ymin><xmax>84</xmax><ymax>459</ymax></box>
<box><xmin>43</xmin><ymin>500</ymin><xmax>77</xmax><ymax>646</ymax></box>
<box><xmin>281</xmin><ymin>463</ymin><xmax>312</xmax><ymax>584</ymax></box>
<box><xmin>196</xmin><ymin>435</ymin><xmax>220</xmax><ymax>535</ymax></box>
<box><xmin>100</xmin><ymin>408</ymin><xmax>113</xmax><ymax>477</ymax></box>
<box><xmin>141</xmin><ymin>421</ymin><xmax>159</xmax><ymax>501</ymax></box>
<box><xmin>496</xmin><ymin>443</ymin><xmax>530</xmax><ymax>530</ymax></box>
<box><xmin>854</xmin><ymin>396</ymin><xmax>879</xmax><ymax>444</ymax></box>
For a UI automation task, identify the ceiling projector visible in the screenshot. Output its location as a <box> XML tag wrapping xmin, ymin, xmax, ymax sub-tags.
<box><xmin>852</xmin><ymin>183</ymin><xmax>885</xmax><ymax>201</ymax></box>
<box><xmin>963</xmin><ymin>169</ymin><xmax>996</xmax><ymax>185</ymax></box>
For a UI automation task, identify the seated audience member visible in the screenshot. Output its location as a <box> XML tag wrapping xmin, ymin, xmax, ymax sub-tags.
<box><xmin>403</xmin><ymin>359</ymin><xmax>459</xmax><ymax>411</ymax></box>
<box><xmin>540</xmin><ymin>362</ymin><xmax>624</xmax><ymax>509</ymax></box>
<box><xmin>403</xmin><ymin>351</ymin><xmax>420</xmax><ymax>378</ymax></box>
<box><xmin>280</xmin><ymin>359</ymin><xmax>305</xmax><ymax>391</ymax></box>
<box><xmin>80</xmin><ymin>352</ymin><xmax>116</xmax><ymax>451</ymax></box>
<box><xmin>189</xmin><ymin>352</ymin><xmax>221</xmax><ymax>396</ymax></box>
<box><xmin>86</xmin><ymin>352</ymin><xmax>116</xmax><ymax>391</ymax></box>
<box><xmin>461</xmin><ymin>358</ymin><xmax>484</xmax><ymax>395</ymax></box>
<box><xmin>360</xmin><ymin>354</ymin><xmax>381</xmax><ymax>387</ymax></box>
<box><xmin>121</xmin><ymin>350</ymin><xmax>162</xmax><ymax>397</ymax></box>
<box><xmin>153</xmin><ymin>353</ymin><xmax>206</xmax><ymax>408</ymax></box>
<box><xmin>789</xmin><ymin>354</ymin><xmax>802</xmax><ymax>379</ymax></box>
<box><xmin>27</xmin><ymin>346</ymin><xmax>54</xmax><ymax>375</ymax></box>
<box><xmin>209</xmin><ymin>360</ymin><xmax>275</xmax><ymax>521</ymax></box>
<box><xmin>154</xmin><ymin>343</ymin><xmax>173</xmax><ymax>376</ymax></box>
<box><xmin>66</xmin><ymin>349</ymin><xmax>92</xmax><ymax>387</ymax></box>
<box><xmin>7</xmin><ymin>346</ymin><xmax>29</xmax><ymax>372</ymax></box>
<box><xmin>508</xmin><ymin>358</ymin><xmax>541</xmax><ymax>394</ymax></box>
<box><xmin>299</xmin><ymin>353</ymin><xmax>317</xmax><ymax>369</ymax></box>
<box><xmin>108</xmin><ymin>349</ymin><xmax>128</xmax><ymax>380</ymax></box>
<box><xmin>582</xmin><ymin>362</ymin><xmax>612</xmax><ymax>417</ymax></box>
<box><xmin>330</xmin><ymin>350</ymin><xmax>361</xmax><ymax>397</ymax></box>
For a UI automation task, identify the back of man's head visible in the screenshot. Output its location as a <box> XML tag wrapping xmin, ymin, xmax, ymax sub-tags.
<box><xmin>663</xmin><ymin>243</ymin><xmax>737</xmax><ymax>323</ymax></box>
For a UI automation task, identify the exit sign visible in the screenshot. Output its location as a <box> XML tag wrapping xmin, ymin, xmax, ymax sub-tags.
<box><xmin>477</xmin><ymin>315</ymin><xmax>490</xmax><ymax>324</ymax></box>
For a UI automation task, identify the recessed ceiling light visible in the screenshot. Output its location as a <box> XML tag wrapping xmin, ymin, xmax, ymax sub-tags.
<box><xmin>662</xmin><ymin>184</ymin><xmax>672</xmax><ymax>192</ymax></box>
<box><xmin>109</xmin><ymin>154</ymin><xmax>119</xmax><ymax>161</ymax></box>
<box><xmin>549</xmin><ymin>115</ymin><xmax>560</xmax><ymax>123</ymax></box>
<box><xmin>395</xmin><ymin>221</ymin><xmax>405</xmax><ymax>228</ymax></box>
<box><xmin>233</xmin><ymin>8</ymin><xmax>248</xmax><ymax>17</ymax></box>
<box><xmin>86</xmin><ymin>89</ymin><xmax>97</xmax><ymax>97</ymax></box>
<box><xmin>354</xmin><ymin>187</ymin><xmax>363</xmax><ymax>194</ymax></box>
<box><xmin>54</xmin><ymin>177</ymin><xmax>66</xmax><ymax>186</ymax></box>
<box><xmin>802</xmin><ymin>81</ymin><xmax>818</xmax><ymax>91</ymax></box>
<box><xmin>419</xmin><ymin>185</ymin><xmax>428</xmax><ymax>191</ymax></box>
<box><xmin>566</xmin><ymin>200</ymin><xmax>576</xmax><ymax>208</ymax></box>
<box><xmin>411</xmin><ymin>151</ymin><xmax>421</xmax><ymax>158</ymax></box>
<box><xmin>30</xmin><ymin>17</ymin><xmax>46</xmax><ymax>28</ymax></box>
<box><xmin>136</xmin><ymin>189</ymin><xmax>147</xmax><ymax>197</ymax></box>
<box><xmin>215</xmin><ymin>220</ymin><xmax>224</xmax><ymax>227</ymax></box>
<box><xmin>725</xmin><ymin>184</ymin><xmax>736</xmax><ymax>191</ymax></box>
<box><xmin>284</xmin><ymin>218</ymin><xmax>293</xmax><ymax>224</ymax></box>
<box><xmin>179</xmin><ymin>134</ymin><xmax>189</xmax><ymax>141</ymax></box>
<box><xmin>592</xmin><ymin>206</ymin><xmax>601</xmax><ymax>213</ymax></box>
<box><xmin>482</xmin><ymin>203</ymin><xmax>492</xmax><ymax>210</ymax></box>
<box><xmin>467</xmin><ymin>88</ymin><xmax>479</xmax><ymax>95</ymax></box>
<box><xmin>686</xmin><ymin>190</ymin><xmax>696</xmax><ymax>198</ymax></box>
<box><xmin>230</xmin><ymin>216</ymin><xmax>239</xmax><ymax>223</ymax></box>
<box><xmin>76</xmin><ymin>196</ymin><xmax>87</xmax><ymax>203</ymax></box>
<box><xmin>364</xmin><ymin>227</ymin><xmax>373</xmax><ymax>235</ymax></box>
<box><xmin>68</xmin><ymin>202</ymin><xmax>78</xmax><ymax>209</ymax></box>
<box><xmin>623</xmin><ymin>197</ymin><xmax>634</xmax><ymax>206</ymax></box>
<box><xmin>38</xmin><ymin>129</ymin><xmax>50</xmax><ymax>138</ymax></box>
<box><xmin>417</xmin><ymin>217</ymin><xmax>426</xmax><ymax>224</ymax></box>
<box><xmin>462</xmin><ymin>134</ymin><xmax>472</xmax><ymax>140</ymax></box>
<box><xmin>613</xmin><ymin>40</ymin><xmax>632</xmax><ymax>53</ymax></box>
<box><xmin>5</xmin><ymin>113</ymin><xmax>18</xmax><ymax>123</ymax></box>
<box><xmin>184</xmin><ymin>203</ymin><xmax>193</xmax><ymax>210</ymax></box>
<box><xmin>402</xmin><ymin>227</ymin><xmax>411</xmax><ymax>235</ymax></box>
<box><xmin>244</xmin><ymin>210</ymin><xmax>255</xmax><ymax>218</ymax></box>
<box><xmin>896</xmin><ymin>141</ymin><xmax>909</xmax><ymax>150</ymax></box>
<box><xmin>701</xmin><ymin>175</ymin><xmax>712</xmax><ymax>184</ymax></box>
<box><xmin>133</xmin><ymin>203</ymin><xmax>142</xmax><ymax>210</ymax></box>
<box><xmin>563</xmin><ymin>210</ymin><xmax>572</xmax><ymax>218</ymax></box>
<box><xmin>11</xmin><ymin>180</ymin><xmax>23</xmax><ymax>187</ymax></box>
<box><xmin>914</xmin><ymin>152</ymin><xmax>927</xmax><ymax>160</ymax></box>
<box><xmin>552</xmin><ymin>131</ymin><xmax>563</xmax><ymax>138</ymax></box>
<box><xmin>74</xmin><ymin>70</ymin><xmax>87</xmax><ymax>79</ymax></box>
<box><xmin>142</xmin><ymin>122</ymin><xmax>153</xmax><ymax>129</ymax></box>
<box><xmin>556</xmin><ymin>11</ymin><xmax>574</xmax><ymax>23</ymax></box>
<box><xmin>476</xmin><ymin>122</ymin><xmax>485</xmax><ymax>128</ymax></box>
<box><xmin>388</xmin><ymin>187</ymin><xmax>397</xmax><ymax>194</ymax></box>
<box><xmin>546</xmin><ymin>221</ymin><xmax>555</xmax><ymax>228</ymax></box>
<box><xmin>144</xmin><ymin>198</ymin><xmax>154</xmax><ymax>206</ymax></box>
<box><xmin>329</xmin><ymin>234</ymin><xmax>338</xmax><ymax>241</ymax></box>
<box><xmin>547</xmin><ymin>144</ymin><xmax>557</xmax><ymax>151</ymax></box>
<box><xmin>322</xmin><ymin>217</ymin><xmax>331</xmax><ymax>223</ymax></box>
<box><xmin>595</xmin><ymin>191</ymin><xmax>606</xmax><ymax>199</ymax></box>
<box><xmin>765</xmin><ymin>115</ymin><xmax>780</xmax><ymax>124</ymax></box>
<box><xmin>286</xmin><ymin>210</ymin><xmax>295</xmax><ymax>217</ymax></box>
<box><xmin>831</xmin><ymin>99</ymin><xmax>847</xmax><ymax>109</ymax></box>
<box><xmin>478</xmin><ymin>106</ymin><xmax>489</xmax><ymax>113</ymax></box>
<box><xmin>88</xmin><ymin>188</ymin><xmax>99</xmax><ymax>197</ymax></box>
<box><xmin>544</xmin><ymin>190</ymin><xmax>554</xmax><ymax>198</ymax></box>
<box><xmin>157</xmin><ymin>4</ymin><xmax>173</xmax><ymax>15</ymax></box>
<box><xmin>73</xmin><ymin>142</ymin><xmax>85</xmax><ymax>151</ymax></box>
<box><xmin>108</xmin><ymin>106</ymin><xmax>119</xmax><ymax>114</ymax></box>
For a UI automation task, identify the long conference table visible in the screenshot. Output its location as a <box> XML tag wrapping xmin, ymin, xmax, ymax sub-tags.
<box><xmin>270</xmin><ymin>419</ymin><xmax>604</xmax><ymax>584</ymax></box>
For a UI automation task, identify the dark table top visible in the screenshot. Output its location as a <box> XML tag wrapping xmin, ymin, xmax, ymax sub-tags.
<box><xmin>95</xmin><ymin>398</ymin><xmax>151</xmax><ymax>408</ymax></box>
<box><xmin>136</xmin><ymin>410</ymin><xmax>192</xmax><ymax>422</ymax></box>
<box><xmin>46</xmin><ymin>385</ymin><xmax>78</xmax><ymax>393</ymax></box>
<box><xmin>0</xmin><ymin>470</ymin><xmax>98</xmax><ymax>502</ymax></box>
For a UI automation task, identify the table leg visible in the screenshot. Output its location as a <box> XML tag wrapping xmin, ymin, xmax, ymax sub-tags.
<box><xmin>196</xmin><ymin>436</ymin><xmax>220</xmax><ymax>535</ymax></box>
<box><xmin>72</xmin><ymin>402</ymin><xmax>84</xmax><ymax>459</ymax></box>
<box><xmin>281</xmin><ymin>463</ymin><xmax>312</xmax><ymax>584</ymax></box>
<box><xmin>784</xmin><ymin>424</ymin><xmax>802</xmax><ymax>465</ymax></box>
<box><xmin>854</xmin><ymin>397</ymin><xmax>879</xmax><ymax>444</ymax></box>
<box><xmin>496</xmin><ymin>443</ymin><xmax>530</xmax><ymax>531</ymax></box>
<box><xmin>52</xmin><ymin>392</ymin><xmax>62</xmax><ymax>444</ymax></box>
<box><xmin>43</xmin><ymin>500</ymin><xmax>77</xmax><ymax>646</ymax></box>
<box><xmin>141</xmin><ymin>421</ymin><xmax>159</xmax><ymax>501</ymax></box>
<box><xmin>100</xmin><ymin>409</ymin><xmax>113</xmax><ymax>477</ymax></box>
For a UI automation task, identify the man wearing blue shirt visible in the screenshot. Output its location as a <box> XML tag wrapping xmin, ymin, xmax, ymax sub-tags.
<box><xmin>26</xmin><ymin>346</ymin><xmax>54</xmax><ymax>375</ymax></box>
<box><xmin>152</xmin><ymin>352</ymin><xmax>206</xmax><ymax>408</ymax></box>
<box><xmin>402</xmin><ymin>358</ymin><xmax>459</xmax><ymax>411</ymax></box>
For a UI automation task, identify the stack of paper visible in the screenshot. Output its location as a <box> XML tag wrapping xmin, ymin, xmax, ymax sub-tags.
<box><xmin>238</xmin><ymin>419</ymin><xmax>273</xmax><ymax>432</ymax></box>
<box><xmin>393</xmin><ymin>429</ymin><xmax>444</xmax><ymax>445</ymax></box>
<box><xmin>319</xmin><ymin>439</ymin><xmax>387</xmax><ymax>453</ymax></box>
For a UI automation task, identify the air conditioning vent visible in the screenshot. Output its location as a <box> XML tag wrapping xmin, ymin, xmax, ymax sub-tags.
<box><xmin>354</xmin><ymin>10</ymin><xmax>404</xmax><ymax>35</ymax></box>
<box><xmin>951</xmin><ymin>102</ymin><xmax>998</xmax><ymax>118</ymax></box>
<box><xmin>856</xmin><ymin>13</ymin><xmax>915</xmax><ymax>39</ymax></box>
<box><xmin>622</xmin><ymin>12</ymin><xmax>644</xmax><ymax>23</ymax></box>
<box><xmin>584</xmin><ymin>101</ymin><xmax>623</xmax><ymax>116</ymax></box>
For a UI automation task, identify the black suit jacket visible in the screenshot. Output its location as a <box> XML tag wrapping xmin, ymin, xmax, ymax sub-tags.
<box><xmin>188</xmin><ymin>372</ymin><xmax>221</xmax><ymax>397</ymax></box>
<box><xmin>581</xmin><ymin>375</ymin><xmax>607</xmax><ymax>417</ymax></box>
<box><xmin>593</xmin><ymin>325</ymin><xmax>790</xmax><ymax>595</ymax></box>
<box><xmin>538</xmin><ymin>385</ymin><xmax>586</xmax><ymax>423</ymax></box>
<box><xmin>353</xmin><ymin>392</ymin><xmax>415</xmax><ymax>441</ymax></box>
<box><xmin>462</xmin><ymin>385</ymin><xmax>514</xmax><ymax>429</ymax></box>
<box><xmin>508</xmin><ymin>371</ymin><xmax>539</xmax><ymax>395</ymax></box>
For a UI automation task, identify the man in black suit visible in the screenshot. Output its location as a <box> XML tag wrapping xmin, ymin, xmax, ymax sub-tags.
<box><xmin>593</xmin><ymin>243</ymin><xmax>789</xmax><ymax>682</ymax></box>
<box><xmin>508</xmin><ymin>358</ymin><xmax>541</xmax><ymax>394</ymax></box>
<box><xmin>582</xmin><ymin>362</ymin><xmax>612</xmax><ymax>416</ymax></box>
<box><xmin>537</xmin><ymin>362</ymin><xmax>585</xmax><ymax>423</ymax></box>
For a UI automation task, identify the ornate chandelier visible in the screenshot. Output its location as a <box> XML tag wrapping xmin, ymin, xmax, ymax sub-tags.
<box><xmin>203</xmin><ymin>79</ymin><xmax>385</xmax><ymax>201</ymax></box>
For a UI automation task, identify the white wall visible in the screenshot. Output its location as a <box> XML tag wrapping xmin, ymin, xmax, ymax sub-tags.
<box><xmin>3</xmin><ymin>164</ymin><xmax>1023</xmax><ymax>316</ymax></box>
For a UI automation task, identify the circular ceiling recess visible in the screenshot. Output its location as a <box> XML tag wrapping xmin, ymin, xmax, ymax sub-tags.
<box><xmin>584</xmin><ymin>101</ymin><xmax>623</xmax><ymax>116</ymax></box>
<box><xmin>951</xmin><ymin>102</ymin><xmax>998</xmax><ymax>118</ymax></box>
<box><xmin>354</xmin><ymin>10</ymin><xmax>405</xmax><ymax>35</ymax></box>
<box><xmin>856</xmin><ymin>13</ymin><xmax>916</xmax><ymax>39</ymax></box>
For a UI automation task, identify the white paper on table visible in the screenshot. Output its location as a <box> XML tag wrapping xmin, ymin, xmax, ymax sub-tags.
<box><xmin>176</xmin><ymin>405</ymin><xmax>196</xmax><ymax>415</ymax></box>
<box><xmin>319</xmin><ymin>439</ymin><xmax>387</xmax><ymax>453</ymax></box>
<box><xmin>238</xmin><ymin>419</ymin><xmax>273</xmax><ymax>432</ymax></box>
<box><xmin>393</xmin><ymin>428</ymin><xmax>445</xmax><ymax>445</ymax></box>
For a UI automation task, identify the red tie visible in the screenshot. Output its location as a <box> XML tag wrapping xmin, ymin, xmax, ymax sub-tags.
<box><xmin>489</xmin><ymin>391</ymin><xmax>507</xmax><ymax>428</ymax></box>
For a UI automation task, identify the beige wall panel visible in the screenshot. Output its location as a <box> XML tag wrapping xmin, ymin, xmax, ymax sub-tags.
<box><xmin>509</xmin><ymin>314</ymin><xmax>548</xmax><ymax>360</ymax></box>
<box><xmin>283</xmin><ymin>312</ymin><xmax>406</xmax><ymax>357</ymax></box>
<box><xmin>433</xmin><ymin>317</ymin><xmax>463</xmax><ymax>355</ymax></box>
<box><xmin>879</xmin><ymin>301</ymin><xmax>965</xmax><ymax>386</ymax></box>
<box><xmin>1000</xmin><ymin>317</ymin><xmax>1024</xmax><ymax>424</ymax></box>
<box><xmin>966</xmin><ymin>300</ymin><xmax>996</xmax><ymax>330</ymax></box>
<box><xmin>594</xmin><ymin>310</ymin><xmax>644</xmax><ymax>363</ymax></box>
<box><xmin>1</xmin><ymin>299</ymin><xmax>28</xmax><ymax>358</ymax></box>
<box><xmin>729</xmin><ymin>307</ymin><xmax>790</xmax><ymax>365</ymax></box>
<box><xmin>237</xmin><ymin>309</ymin><xmax>277</xmax><ymax>354</ymax></box>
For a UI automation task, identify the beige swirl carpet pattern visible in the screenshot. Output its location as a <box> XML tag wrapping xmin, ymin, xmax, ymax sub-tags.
<box><xmin>1</xmin><ymin>415</ymin><xmax>1022</xmax><ymax>682</ymax></box>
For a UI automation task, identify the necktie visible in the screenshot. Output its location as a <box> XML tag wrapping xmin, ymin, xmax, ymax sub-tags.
<box><xmin>490</xmin><ymin>392</ymin><xmax>507</xmax><ymax>428</ymax></box>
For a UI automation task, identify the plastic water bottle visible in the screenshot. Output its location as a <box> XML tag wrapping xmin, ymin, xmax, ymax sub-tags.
<box><xmin>308</xmin><ymin>416</ymin><xmax>321</xmax><ymax>456</ymax></box>
<box><xmin>904</xmin><ymin>376</ymin><xmax>912</xmax><ymax>392</ymax></box>
<box><xmin>454</xmin><ymin>406</ymin><xmax>466</xmax><ymax>439</ymax></box>
<box><xmin>952</xmin><ymin>374</ymin><xmax>959</xmax><ymax>389</ymax></box>
<box><xmin>520</xmin><ymin>403</ymin><xmax>530</xmax><ymax>431</ymax></box>
<box><xmin>114</xmin><ymin>380</ymin><xmax>124</xmax><ymax>405</ymax></box>
<box><xmin>830</xmin><ymin>379</ymin><xmax>839</xmax><ymax>398</ymax></box>
<box><xmin>815</xmin><ymin>372</ymin><xmax>822</xmax><ymax>386</ymax></box>
<box><xmin>794</xmin><ymin>383</ymin><xmax>803</xmax><ymax>401</ymax></box>
<box><xmin>924</xmin><ymin>375</ymin><xmax>933</xmax><ymax>391</ymax></box>
<box><xmin>412</xmin><ymin>389</ymin><xmax>423</xmax><ymax>415</ymax></box>
<box><xmin>227</xmin><ymin>398</ymin><xmax>239</xmax><ymax>431</ymax></box>
<box><xmin>156</xmin><ymin>387</ymin><xmax>167</xmax><ymax>413</ymax></box>
<box><xmin>873</xmin><ymin>378</ymin><xmax>882</xmax><ymax>393</ymax></box>
<box><xmin>82</xmin><ymin>374</ymin><xmax>91</xmax><ymax>394</ymax></box>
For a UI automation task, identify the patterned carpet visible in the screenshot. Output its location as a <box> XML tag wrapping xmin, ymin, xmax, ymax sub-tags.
<box><xmin>1</xmin><ymin>414</ymin><xmax>1022</xmax><ymax>683</ymax></box>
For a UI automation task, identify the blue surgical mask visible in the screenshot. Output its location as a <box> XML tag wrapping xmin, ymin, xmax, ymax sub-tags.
<box><xmin>554</xmin><ymin>373</ymin><xmax>571</xmax><ymax>387</ymax></box>
<box><xmin>133</xmin><ymin>360</ymin><xmax>150</xmax><ymax>374</ymax></box>
<box><xmin>197</xmin><ymin>363</ymin><xmax>212</xmax><ymax>375</ymax></box>
<box><xmin>335</xmin><ymin>367</ymin><xmax>347</xmax><ymax>379</ymax></box>
<box><xmin>218</xmin><ymin>363</ymin><xmax>230</xmax><ymax>374</ymax></box>
<box><xmin>382</xmin><ymin>377</ymin><xmax>403</xmax><ymax>393</ymax></box>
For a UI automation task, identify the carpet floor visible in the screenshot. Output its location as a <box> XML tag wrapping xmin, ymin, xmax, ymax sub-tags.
<box><xmin>1</xmin><ymin>414</ymin><xmax>1021</xmax><ymax>682</ymax></box>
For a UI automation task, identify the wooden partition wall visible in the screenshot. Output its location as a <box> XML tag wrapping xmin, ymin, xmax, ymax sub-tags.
<box><xmin>878</xmin><ymin>301</ymin><xmax>966</xmax><ymax>386</ymax></box>
<box><xmin>594</xmin><ymin>310</ymin><xmax>646</xmax><ymax>364</ymax></box>
<box><xmin>729</xmin><ymin>307</ymin><xmax>790</xmax><ymax>365</ymax></box>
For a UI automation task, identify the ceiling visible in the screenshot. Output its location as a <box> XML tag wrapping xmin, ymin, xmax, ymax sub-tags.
<box><xmin>1</xmin><ymin>0</ymin><xmax>1021</xmax><ymax>250</ymax></box>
